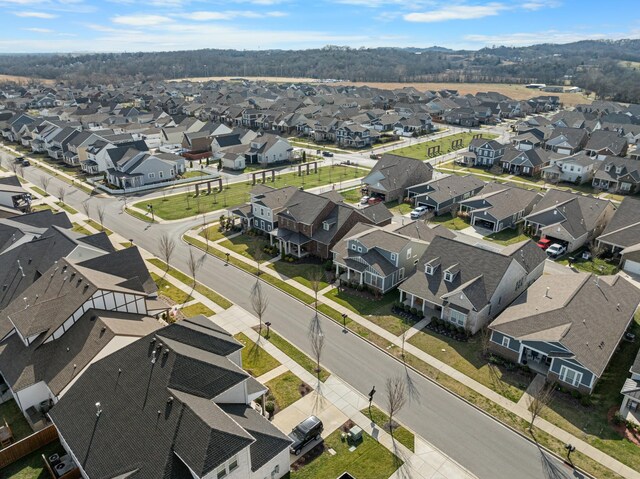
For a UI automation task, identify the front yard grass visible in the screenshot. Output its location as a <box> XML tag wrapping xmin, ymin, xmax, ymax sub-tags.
<box><xmin>218</xmin><ymin>234</ymin><xmax>271</xmax><ymax>262</ymax></box>
<box><xmin>429</xmin><ymin>212</ymin><xmax>469</xmax><ymax>230</ymax></box>
<box><xmin>0</xmin><ymin>399</ymin><xmax>33</xmax><ymax>441</ymax></box>
<box><xmin>389</xmin><ymin>132</ymin><xmax>497</xmax><ymax>160</ymax></box>
<box><xmin>180</xmin><ymin>302</ymin><xmax>215</xmax><ymax>318</ymax></box>
<box><xmin>0</xmin><ymin>440</ymin><xmax>65</xmax><ymax>479</ymax></box>
<box><xmin>266</xmin><ymin>372</ymin><xmax>310</xmax><ymax>411</ymax></box>
<box><xmin>125</xmin><ymin>207</ymin><xmax>156</xmax><ymax>223</ymax></box>
<box><xmin>338</xmin><ymin>187</ymin><xmax>362</xmax><ymax>204</ymax></box>
<box><xmin>385</xmin><ymin>200</ymin><xmax>413</xmax><ymax>216</ymax></box>
<box><xmin>71</xmin><ymin>222</ymin><xmax>92</xmax><ymax>235</ymax></box>
<box><xmin>408</xmin><ymin>328</ymin><xmax>529</xmax><ymax>402</ymax></box>
<box><xmin>364</xmin><ymin>405</ymin><xmax>414</xmax><ymax>452</ymax></box>
<box><xmin>56</xmin><ymin>202</ymin><xmax>78</xmax><ymax>215</ymax></box>
<box><xmin>135</xmin><ymin>165</ymin><xmax>369</xmax><ymax>220</ymax></box>
<box><xmin>323</xmin><ymin>288</ymin><xmax>397</xmax><ymax>317</ymax></box>
<box><xmin>198</xmin><ymin>222</ymin><xmax>231</xmax><ymax>242</ymax></box>
<box><xmin>235</xmin><ymin>332</ymin><xmax>281</xmax><ymax>377</ymax></box>
<box><xmin>538</xmin><ymin>313</ymin><xmax>640</xmax><ymax>472</ymax></box>
<box><xmin>259</xmin><ymin>329</ymin><xmax>330</xmax><ymax>382</ymax></box>
<box><xmin>484</xmin><ymin>228</ymin><xmax>531</xmax><ymax>246</ymax></box>
<box><xmin>150</xmin><ymin>272</ymin><xmax>193</xmax><ymax>304</ymax></box>
<box><xmin>558</xmin><ymin>252</ymin><xmax>619</xmax><ymax>275</ymax></box>
<box><xmin>291</xmin><ymin>427</ymin><xmax>401</xmax><ymax>479</ymax></box>
<box><xmin>267</xmin><ymin>260</ymin><xmax>330</xmax><ymax>290</ymax></box>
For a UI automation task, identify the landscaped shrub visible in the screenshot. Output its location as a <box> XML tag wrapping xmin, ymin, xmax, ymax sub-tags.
<box><xmin>410</xmin><ymin>307</ymin><xmax>417</xmax><ymax>316</ymax></box>
<box><xmin>323</xmin><ymin>260</ymin><xmax>333</xmax><ymax>271</ymax></box>
<box><xmin>417</xmin><ymin>310</ymin><xmax>425</xmax><ymax>319</ymax></box>
<box><xmin>570</xmin><ymin>389</ymin><xmax>582</xmax><ymax>400</ymax></box>
<box><xmin>265</xmin><ymin>401</ymin><xmax>275</xmax><ymax>418</ymax></box>
<box><xmin>403</xmin><ymin>304</ymin><xmax>411</xmax><ymax>312</ymax></box>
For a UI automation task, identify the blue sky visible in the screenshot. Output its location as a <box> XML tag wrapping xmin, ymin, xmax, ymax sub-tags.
<box><xmin>0</xmin><ymin>0</ymin><xmax>638</xmax><ymax>53</ymax></box>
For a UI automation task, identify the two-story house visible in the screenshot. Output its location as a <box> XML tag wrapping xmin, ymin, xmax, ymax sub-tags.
<box><xmin>406</xmin><ymin>174</ymin><xmax>485</xmax><ymax>215</ymax></box>
<box><xmin>523</xmin><ymin>189</ymin><xmax>615</xmax><ymax>253</ymax></box>
<box><xmin>460</xmin><ymin>138</ymin><xmax>506</xmax><ymax>167</ymax></box>
<box><xmin>336</xmin><ymin>123</ymin><xmax>372</xmax><ymax>148</ymax></box>
<box><xmin>592</xmin><ymin>156</ymin><xmax>640</xmax><ymax>195</ymax></box>
<box><xmin>621</xmin><ymin>349</ymin><xmax>640</xmax><ymax>425</ymax></box>
<box><xmin>398</xmin><ymin>237</ymin><xmax>547</xmax><ymax>334</ymax></box>
<box><xmin>49</xmin><ymin>316</ymin><xmax>291</xmax><ymax>479</ymax></box>
<box><xmin>363</xmin><ymin>154</ymin><xmax>433</xmax><ymax>203</ymax></box>
<box><xmin>544</xmin><ymin>127</ymin><xmax>588</xmax><ymax>155</ymax></box>
<box><xmin>489</xmin><ymin>272</ymin><xmax>640</xmax><ymax>394</ymax></box>
<box><xmin>597</xmin><ymin>197</ymin><xmax>640</xmax><ymax>275</ymax></box>
<box><xmin>106</xmin><ymin>151</ymin><xmax>186</xmax><ymax>189</ymax></box>
<box><xmin>459</xmin><ymin>183</ymin><xmax>542</xmax><ymax>233</ymax></box>
<box><xmin>230</xmin><ymin>185</ymin><xmax>300</xmax><ymax>233</ymax></box>
<box><xmin>246</xmin><ymin>134</ymin><xmax>292</xmax><ymax>166</ymax></box>
<box><xmin>331</xmin><ymin>223</ymin><xmax>432</xmax><ymax>293</ymax></box>
<box><xmin>501</xmin><ymin>146</ymin><xmax>554</xmax><ymax>177</ymax></box>
<box><xmin>584</xmin><ymin>130</ymin><xmax>628</xmax><ymax>159</ymax></box>
<box><xmin>541</xmin><ymin>151</ymin><xmax>599</xmax><ymax>185</ymax></box>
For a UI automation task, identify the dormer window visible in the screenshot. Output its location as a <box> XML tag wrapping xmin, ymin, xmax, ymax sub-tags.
<box><xmin>615</xmin><ymin>166</ymin><xmax>623</xmax><ymax>174</ymax></box>
<box><xmin>425</xmin><ymin>257</ymin><xmax>440</xmax><ymax>275</ymax></box>
<box><xmin>444</xmin><ymin>271</ymin><xmax>455</xmax><ymax>282</ymax></box>
<box><xmin>425</xmin><ymin>264</ymin><xmax>434</xmax><ymax>275</ymax></box>
<box><xmin>604</xmin><ymin>163</ymin><xmax>612</xmax><ymax>172</ymax></box>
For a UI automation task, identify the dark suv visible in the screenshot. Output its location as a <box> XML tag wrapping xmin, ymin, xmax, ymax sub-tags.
<box><xmin>289</xmin><ymin>415</ymin><xmax>323</xmax><ymax>455</ymax></box>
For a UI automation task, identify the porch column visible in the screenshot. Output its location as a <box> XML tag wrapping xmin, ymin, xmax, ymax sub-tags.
<box><xmin>261</xmin><ymin>392</ymin><xmax>266</xmax><ymax>416</ymax></box>
<box><xmin>399</xmin><ymin>290</ymin><xmax>404</xmax><ymax>302</ymax></box>
<box><xmin>359</xmin><ymin>273</ymin><xmax>363</xmax><ymax>285</ymax></box>
<box><xmin>297</xmin><ymin>244</ymin><xmax>301</xmax><ymax>257</ymax></box>
<box><xmin>410</xmin><ymin>295</ymin><xmax>415</xmax><ymax>307</ymax></box>
<box><xmin>335</xmin><ymin>263</ymin><xmax>339</xmax><ymax>276</ymax></box>
<box><xmin>347</xmin><ymin>269</ymin><xmax>351</xmax><ymax>280</ymax></box>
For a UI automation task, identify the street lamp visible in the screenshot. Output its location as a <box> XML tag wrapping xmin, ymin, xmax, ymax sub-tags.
<box><xmin>368</xmin><ymin>386</ymin><xmax>376</xmax><ymax>417</ymax></box>
<box><xmin>265</xmin><ymin>321</ymin><xmax>271</xmax><ymax>338</ymax></box>
<box><xmin>564</xmin><ymin>444</ymin><xmax>576</xmax><ymax>466</ymax></box>
<box><xmin>146</xmin><ymin>204</ymin><xmax>155</xmax><ymax>222</ymax></box>
<box><xmin>341</xmin><ymin>313</ymin><xmax>348</xmax><ymax>331</ymax></box>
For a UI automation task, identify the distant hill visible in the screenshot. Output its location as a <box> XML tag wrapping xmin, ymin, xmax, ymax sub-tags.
<box><xmin>0</xmin><ymin>39</ymin><xmax>639</xmax><ymax>103</ymax></box>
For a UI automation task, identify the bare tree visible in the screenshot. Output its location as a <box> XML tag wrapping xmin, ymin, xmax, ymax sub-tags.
<box><xmin>17</xmin><ymin>165</ymin><xmax>24</xmax><ymax>179</ymax></box>
<box><xmin>308</xmin><ymin>268</ymin><xmax>325</xmax><ymax>311</ymax></box>
<box><xmin>186</xmin><ymin>248</ymin><xmax>202</xmax><ymax>289</ymax></box>
<box><xmin>385</xmin><ymin>375</ymin><xmax>408</xmax><ymax>441</ymax></box>
<box><xmin>480</xmin><ymin>326</ymin><xmax>492</xmax><ymax>357</ymax></box>
<box><xmin>588</xmin><ymin>239</ymin><xmax>605</xmax><ymax>260</ymax></box>
<box><xmin>158</xmin><ymin>234</ymin><xmax>176</xmax><ymax>273</ymax></box>
<box><xmin>253</xmin><ymin>240</ymin><xmax>265</xmax><ymax>276</ymax></box>
<box><xmin>57</xmin><ymin>186</ymin><xmax>66</xmax><ymax>205</ymax></box>
<box><xmin>9</xmin><ymin>161</ymin><xmax>19</xmax><ymax>175</ymax></box>
<box><xmin>81</xmin><ymin>199</ymin><xmax>91</xmax><ymax>219</ymax></box>
<box><xmin>309</xmin><ymin>317</ymin><xmax>325</xmax><ymax>380</ymax></box>
<box><xmin>250</xmin><ymin>280</ymin><xmax>269</xmax><ymax>336</ymax></box>
<box><xmin>185</xmin><ymin>185</ymin><xmax>192</xmax><ymax>210</ymax></box>
<box><xmin>96</xmin><ymin>205</ymin><xmax>106</xmax><ymax>231</ymax></box>
<box><xmin>528</xmin><ymin>380</ymin><xmax>555</xmax><ymax>433</ymax></box>
<box><xmin>201</xmin><ymin>224</ymin><xmax>211</xmax><ymax>252</ymax></box>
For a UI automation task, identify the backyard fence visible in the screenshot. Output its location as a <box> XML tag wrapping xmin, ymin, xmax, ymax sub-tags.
<box><xmin>0</xmin><ymin>424</ymin><xmax>58</xmax><ymax>468</ymax></box>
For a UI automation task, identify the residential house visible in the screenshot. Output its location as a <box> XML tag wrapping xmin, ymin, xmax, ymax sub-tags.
<box><xmin>541</xmin><ymin>151</ymin><xmax>599</xmax><ymax>185</ymax></box>
<box><xmin>460</xmin><ymin>183</ymin><xmax>542</xmax><ymax>233</ymax></box>
<box><xmin>620</xmin><ymin>349</ymin><xmax>640</xmax><ymax>425</ymax></box>
<box><xmin>106</xmin><ymin>151</ymin><xmax>186</xmax><ymax>189</ymax></box>
<box><xmin>489</xmin><ymin>272</ymin><xmax>640</xmax><ymax>394</ymax></box>
<box><xmin>511</xmin><ymin>131</ymin><xmax>543</xmax><ymax>151</ymax></box>
<box><xmin>501</xmin><ymin>146</ymin><xmax>554</xmax><ymax>177</ymax></box>
<box><xmin>592</xmin><ymin>157</ymin><xmax>640</xmax><ymax>195</ymax></box>
<box><xmin>584</xmin><ymin>130</ymin><xmax>628</xmax><ymax>159</ymax></box>
<box><xmin>246</xmin><ymin>134</ymin><xmax>292</xmax><ymax>166</ymax></box>
<box><xmin>544</xmin><ymin>127</ymin><xmax>588</xmax><ymax>155</ymax></box>
<box><xmin>406</xmin><ymin>174</ymin><xmax>485</xmax><ymax>215</ymax></box>
<box><xmin>49</xmin><ymin>316</ymin><xmax>291</xmax><ymax>479</ymax></box>
<box><xmin>231</xmin><ymin>185</ymin><xmax>299</xmax><ymax>233</ymax></box>
<box><xmin>0</xmin><ymin>175</ymin><xmax>32</xmax><ymax>214</ymax></box>
<box><xmin>336</xmin><ymin>123</ymin><xmax>372</xmax><ymax>148</ymax></box>
<box><xmin>363</xmin><ymin>154</ymin><xmax>433</xmax><ymax>203</ymax></box>
<box><xmin>398</xmin><ymin>237</ymin><xmax>547</xmax><ymax>334</ymax></box>
<box><xmin>271</xmin><ymin>189</ymin><xmax>392</xmax><ymax>259</ymax></box>
<box><xmin>523</xmin><ymin>189</ymin><xmax>615</xmax><ymax>253</ymax></box>
<box><xmin>597</xmin><ymin>197</ymin><xmax>640</xmax><ymax>275</ymax></box>
<box><xmin>460</xmin><ymin>138</ymin><xmax>506</xmax><ymax>167</ymax></box>
<box><xmin>82</xmin><ymin>140</ymin><xmax>149</xmax><ymax>175</ymax></box>
<box><xmin>331</xmin><ymin>223</ymin><xmax>431</xmax><ymax>293</ymax></box>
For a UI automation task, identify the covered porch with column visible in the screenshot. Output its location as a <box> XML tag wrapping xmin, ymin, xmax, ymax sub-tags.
<box><xmin>398</xmin><ymin>290</ymin><xmax>442</xmax><ymax>319</ymax></box>
<box><xmin>270</xmin><ymin>228</ymin><xmax>311</xmax><ymax>258</ymax></box>
<box><xmin>335</xmin><ymin>259</ymin><xmax>367</xmax><ymax>286</ymax></box>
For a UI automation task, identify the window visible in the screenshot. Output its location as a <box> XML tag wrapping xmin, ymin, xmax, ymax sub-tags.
<box><xmin>449</xmin><ymin>309</ymin><xmax>467</xmax><ymax>327</ymax></box>
<box><xmin>357</xmin><ymin>246</ymin><xmax>363</xmax><ymax>252</ymax></box>
<box><xmin>169</xmin><ymin>169</ymin><xmax>174</xmax><ymax>175</ymax></box>
<box><xmin>501</xmin><ymin>336</ymin><xmax>510</xmax><ymax>348</ymax></box>
<box><xmin>217</xmin><ymin>465</ymin><xmax>227</xmax><ymax>479</ymax></box>
<box><xmin>444</xmin><ymin>271</ymin><xmax>454</xmax><ymax>282</ymax></box>
<box><xmin>229</xmin><ymin>457</ymin><xmax>238</xmax><ymax>472</ymax></box>
<box><xmin>406</xmin><ymin>248</ymin><xmax>412</xmax><ymax>259</ymax></box>
<box><xmin>559</xmin><ymin>365</ymin><xmax>583</xmax><ymax>387</ymax></box>
<box><xmin>148</xmin><ymin>172</ymin><xmax>155</xmax><ymax>179</ymax></box>
<box><xmin>351</xmin><ymin>243</ymin><xmax>357</xmax><ymax>250</ymax></box>
<box><xmin>425</xmin><ymin>264</ymin><xmax>434</xmax><ymax>275</ymax></box>
<box><xmin>159</xmin><ymin>171</ymin><xmax>164</xmax><ymax>178</ymax></box>
<box><xmin>390</xmin><ymin>253</ymin><xmax>396</xmax><ymax>262</ymax></box>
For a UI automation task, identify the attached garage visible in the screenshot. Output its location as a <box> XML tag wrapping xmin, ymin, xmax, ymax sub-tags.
<box><xmin>621</xmin><ymin>246</ymin><xmax>640</xmax><ymax>276</ymax></box>
<box><xmin>472</xmin><ymin>216</ymin><xmax>496</xmax><ymax>231</ymax></box>
<box><xmin>623</xmin><ymin>259</ymin><xmax>640</xmax><ymax>275</ymax></box>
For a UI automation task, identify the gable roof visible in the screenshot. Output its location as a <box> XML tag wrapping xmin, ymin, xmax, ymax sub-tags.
<box><xmin>597</xmin><ymin>196</ymin><xmax>640</xmax><ymax>249</ymax></box>
<box><xmin>363</xmin><ymin>154</ymin><xmax>432</xmax><ymax>192</ymax></box>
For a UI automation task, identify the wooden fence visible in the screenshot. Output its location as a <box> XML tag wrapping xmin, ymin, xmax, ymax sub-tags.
<box><xmin>0</xmin><ymin>424</ymin><xmax>58</xmax><ymax>468</ymax></box>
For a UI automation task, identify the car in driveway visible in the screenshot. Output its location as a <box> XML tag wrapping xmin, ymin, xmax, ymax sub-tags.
<box><xmin>410</xmin><ymin>205</ymin><xmax>429</xmax><ymax>219</ymax></box>
<box><xmin>360</xmin><ymin>195</ymin><xmax>370</xmax><ymax>205</ymax></box>
<box><xmin>322</xmin><ymin>151</ymin><xmax>334</xmax><ymax>157</ymax></box>
<box><xmin>536</xmin><ymin>238</ymin><xmax>552</xmax><ymax>250</ymax></box>
<box><xmin>289</xmin><ymin>416</ymin><xmax>323</xmax><ymax>455</ymax></box>
<box><xmin>546</xmin><ymin>243</ymin><xmax>567</xmax><ymax>258</ymax></box>
<box><xmin>367</xmin><ymin>196</ymin><xmax>383</xmax><ymax>205</ymax></box>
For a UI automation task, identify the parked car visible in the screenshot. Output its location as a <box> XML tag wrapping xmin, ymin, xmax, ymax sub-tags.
<box><xmin>410</xmin><ymin>206</ymin><xmax>429</xmax><ymax>219</ymax></box>
<box><xmin>322</xmin><ymin>151</ymin><xmax>334</xmax><ymax>157</ymax></box>
<box><xmin>369</xmin><ymin>153</ymin><xmax>381</xmax><ymax>159</ymax></box>
<box><xmin>22</xmin><ymin>160</ymin><xmax>31</xmax><ymax>167</ymax></box>
<box><xmin>367</xmin><ymin>196</ymin><xmax>383</xmax><ymax>205</ymax></box>
<box><xmin>546</xmin><ymin>243</ymin><xmax>567</xmax><ymax>258</ymax></box>
<box><xmin>536</xmin><ymin>238</ymin><xmax>552</xmax><ymax>250</ymax></box>
<box><xmin>15</xmin><ymin>156</ymin><xmax>24</xmax><ymax>163</ymax></box>
<box><xmin>289</xmin><ymin>416</ymin><xmax>323</xmax><ymax>455</ymax></box>
<box><xmin>360</xmin><ymin>195</ymin><xmax>370</xmax><ymax>205</ymax></box>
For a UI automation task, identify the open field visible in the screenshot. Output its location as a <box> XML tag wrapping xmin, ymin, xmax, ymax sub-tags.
<box><xmin>171</xmin><ymin>77</ymin><xmax>592</xmax><ymax>106</ymax></box>
<box><xmin>0</xmin><ymin>74</ymin><xmax>55</xmax><ymax>85</ymax></box>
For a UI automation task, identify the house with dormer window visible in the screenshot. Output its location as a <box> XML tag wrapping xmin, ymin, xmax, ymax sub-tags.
<box><xmin>460</xmin><ymin>138</ymin><xmax>506</xmax><ymax>167</ymax></box>
<box><xmin>592</xmin><ymin>156</ymin><xmax>640</xmax><ymax>194</ymax></box>
<box><xmin>398</xmin><ymin>237</ymin><xmax>546</xmax><ymax>334</ymax></box>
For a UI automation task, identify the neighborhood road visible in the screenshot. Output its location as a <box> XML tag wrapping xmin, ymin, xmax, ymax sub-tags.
<box><xmin>3</xmin><ymin>147</ymin><xmax>578</xmax><ymax>479</ymax></box>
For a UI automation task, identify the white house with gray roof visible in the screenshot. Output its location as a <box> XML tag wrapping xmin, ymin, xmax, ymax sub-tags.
<box><xmin>407</xmin><ymin>174</ymin><xmax>485</xmax><ymax>215</ymax></box>
<box><xmin>541</xmin><ymin>151</ymin><xmax>599</xmax><ymax>185</ymax></box>
<box><xmin>489</xmin><ymin>272</ymin><xmax>640</xmax><ymax>394</ymax></box>
<box><xmin>620</xmin><ymin>349</ymin><xmax>640</xmax><ymax>425</ymax></box>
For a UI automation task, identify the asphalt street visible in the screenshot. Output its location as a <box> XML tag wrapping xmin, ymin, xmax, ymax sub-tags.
<box><xmin>1</xmin><ymin>142</ymin><xmax>578</xmax><ymax>479</ymax></box>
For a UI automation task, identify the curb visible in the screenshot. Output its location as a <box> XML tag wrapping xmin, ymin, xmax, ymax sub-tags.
<box><xmin>182</xmin><ymin>233</ymin><xmax>597</xmax><ymax>479</ymax></box>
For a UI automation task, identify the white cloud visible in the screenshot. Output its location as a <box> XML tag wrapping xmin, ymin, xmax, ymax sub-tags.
<box><xmin>23</xmin><ymin>27</ymin><xmax>53</xmax><ymax>33</ymax></box>
<box><xmin>112</xmin><ymin>14</ymin><xmax>173</xmax><ymax>26</ymax></box>
<box><xmin>405</xmin><ymin>3</ymin><xmax>507</xmax><ymax>22</ymax></box>
<box><xmin>464</xmin><ymin>29</ymin><xmax>640</xmax><ymax>47</ymax></box>
<box><xmin>521</xmin><ymin>0</ymin><xmax>560</xmax><ymax>11</ymax></box>
<box><xmin>180</xmin><ymin>10</ymin><xmax>287</xmax><ymax>21</ymax></box>
<box><xmin>13</xmin><ymin>11</ymin><xmax>58</xmax><ymax>18</ymax></box>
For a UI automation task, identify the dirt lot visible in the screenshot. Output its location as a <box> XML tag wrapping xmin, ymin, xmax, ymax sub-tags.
<box><xmin>0</xmin><ymin>74</ymin><xmax>54</xmax><ymax>85</ymax></box>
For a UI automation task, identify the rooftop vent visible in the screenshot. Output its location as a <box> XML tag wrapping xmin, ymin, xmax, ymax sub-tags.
<box><xmin>95</xmin><ymin>402</ymin><xmax>102</xmax><ymax>417</ymax></box>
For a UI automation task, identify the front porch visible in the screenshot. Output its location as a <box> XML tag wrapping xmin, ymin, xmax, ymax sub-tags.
<box><xmin>519</xmin><ymin>346</ymin><xmax>551</xmax><ymax>375</ymax></box>
<box><xmin>398</xmin><ymin>291</ymin><xmax>441</xmax><ymax>319</ymax></box>
<box><xmin>270</xmin><ymin>228</ymin><xmax>311</xmax><ymax>258</ymax></box>
<box><xmin>620</xmin><ymin>379</ymin><xmax>640</xmax><ymax>426</ymax></box>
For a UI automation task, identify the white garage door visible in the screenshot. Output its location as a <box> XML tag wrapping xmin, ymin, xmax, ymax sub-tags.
<box><xmin>624</xmin><ymin>259</ymin><xmax>640</xmax><ymax>275</ymax></box>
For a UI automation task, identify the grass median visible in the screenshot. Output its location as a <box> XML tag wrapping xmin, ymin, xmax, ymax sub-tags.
<box><xmin>259</xmin><ymin>329</ymin><xmax>330</xmax><ymax>382</ymax></box>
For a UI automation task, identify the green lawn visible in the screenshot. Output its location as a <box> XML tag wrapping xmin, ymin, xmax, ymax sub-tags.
<box><xmin>125</xmin><ymin>207</ymin><xmax>157</xmax><ymax>223</ymax></box>
<box><xmin>198</xmin><ymin>222</ymin><xmax>231</xmax><ymax>242</ymax></box>
<box><xmin>0</xmin><ymin>440</ymin><xmax>65</xmax><ymax>479</ymax></box>
<box><xmin>30</xmin><ymin>204</ymin><xmax>55</xmax><ymax>212</ymax></box>
<box><xmin>86</xmin><ymin>219</ymin><xmax>112</xmax><ymax>235</ymax></box>
<box><xmin>485</xmin><ymin>229</ymin><xmax>531</xmax><ymax>246</ymax></box>
<box><xmin>260</xmin><ymin>329</ymin><xmax>330</xmax><ymax>382</ymax></box>
<box><xmin>266</xmin><ymin>372</ymin><xmax>309</xmax><ymax>411</ymax></box>
<box><xmin>29</xmin><ymin>185</ymin><xmax>48</xmax><ymax>197</ymax></box>
<box><xmin>538</xmin><ymin>313</ymin><xmax>640</xmax><ymax>472</ymax></box>
<box><xmin>267</xmin><ymin>261</ymin><xmax>330</xmax><ymax>290</ymax></box>
<box><xmin>180</xmin><ymin>302</ymin><xmax>215</xmax><ymax>318</ymax></box>
<box><xmin>57</xmin><ymin>202</ymin><xmax>78</xmax><ymax>215</ymax></box>
<box><xmin>365</xmin><ymin>314</ymin><xmax>416</xmax><ymax>338</ymax></box>
<box><xmin>0</xmin><ymin>400</ymin><xmax>33</xmax><ymax>441</ymax></box>
<box><xmin>323</xmin><ymin>288</ymin><xmax>398</xmax><ymax>317</ymax></box>
<box><xmin>219</xmin><ymin>234</ymin><xmax>271</xmax><ymax>262</ymax></box>
<box><xmin>71</xmin><ymin>222</ymin><xmax>92</xmax><ymax>235</ymax></box>
<box><xmin>150</xmin><ymin>272</ymin><xmax>193</xmax><ymax>304</ymax></box>
<box><xmin>408</xmin><ymin>328</ymin><xmax>530</xmax><ymax>402</ymax></box>
<box><xmin>389</xmin><ymin>132</ymin><xmax>497</xmax><ymax>160</ymax></box>
<box><xmin>235</xmin><ymin>332</ymin><xmax>281</xmax><ymax>377</ymax></box>
<box><xmin>134</xmin><ymin>165</ymin><xmax>369</xmax><ymax>220</ymax></box>
<box><xmin>364</xmin><ymin>405</ymin><xmax>414</xmax><ymax>452</ymax></box>
<box><xmin>385</xmin><ymin>200</ymin><xmax>413</xmax><ymax>215</ymax></box>
<box><xmin>339</xmin><ymin>187</ymin><xmax>362</xmax><ymax>204</ymax></box>
<box><xmin>429</xmin><ymin>213</ymin><xmax>469</xmax><ymax>230</ymax></box>
<box><xmin>558</xmin><ymin>252</ymin><xmax>619</xmax><ymax>275</ymax></box>
<box><xmin>148</xmin><ymin>258</ymin><xmax>233</xmax><ymax>309</ymax></box>
<box><xmin>182</xmin><ymin>170</ymin><xmax>208</xmax><ymax>178</ymax></box>
<box><xmin>291</xmin><ymin>428</ymin><xmax>401</xmax><ymax>479</ymax></box>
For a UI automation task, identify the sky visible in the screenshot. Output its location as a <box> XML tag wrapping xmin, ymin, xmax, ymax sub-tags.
<box><xmin>0</xmin><ymin>0</ymin><xmax>638</xmax><ymax>53</ymax></box>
